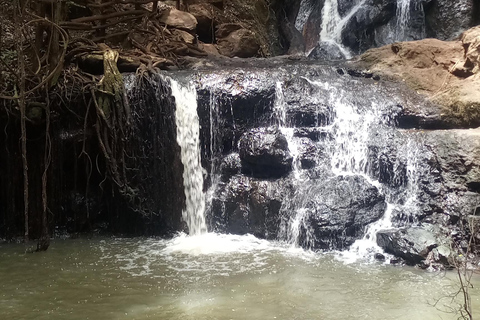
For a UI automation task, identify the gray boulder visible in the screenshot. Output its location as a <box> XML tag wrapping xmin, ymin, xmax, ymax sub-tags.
<box><xmin>377</xmin><ymin>224</ymin><xmax>452</xmax><ymax>266</ymax></box>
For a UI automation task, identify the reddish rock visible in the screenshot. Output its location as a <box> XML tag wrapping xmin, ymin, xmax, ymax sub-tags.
<box><xmin>354</xmin><ymin>26</ymin><xmax>480</xmax><ymax>127</ymax></box>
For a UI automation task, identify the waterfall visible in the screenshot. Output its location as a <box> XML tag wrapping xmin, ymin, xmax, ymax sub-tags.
<box><xmin>273</xmin><ymin>76</ymin><xmax>423</xmax><ymax>258</ymax></box>
<box><xmin>393</xmin><ymin>0</ymin><xmax>412</xmax><ymax>41</ymax></box>
<box><xmin>317</xmin><ymin>0</ymin><xmax>367</xmax><ymax>58</ymax></box>
<box><xmin>170</xmin><ymin>78</ymin><xmax>207</xmax><ymax>236</ymax></box>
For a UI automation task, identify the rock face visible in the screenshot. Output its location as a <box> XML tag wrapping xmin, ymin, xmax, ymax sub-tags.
<box><xmin>377</xmin><ymin>225</ymin><xmax>452</xmax><ymax>266</ymax></box>
<box><xmin>289</xmin><ymin>175</ymin><xmax>386</xmax><ymax>250</ymax></box>
<box><xmin>185</xmin><ymin>59</ymin><xmax>480</xmax><ymax>260</ymax></box>
<box><xmin>425</xmin><ymin>0</ymin><xmax>477</xmax><ymax>40</ymax></box>
<box><xmin>239</xmin><ymin>127</ymin><xmax>293</xmax><ymax>178</ymax></box>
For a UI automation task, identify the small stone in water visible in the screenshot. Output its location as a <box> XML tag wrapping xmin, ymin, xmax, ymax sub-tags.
<box><xmin>374</xmin><ymin>253</ymin><xmax>385</xmax><ymax>261</ymax></box>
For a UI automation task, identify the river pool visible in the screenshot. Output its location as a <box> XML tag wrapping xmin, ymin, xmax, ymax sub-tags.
<box><xmin>0</xmin><ymin>233</ymin><xmax>478</xmax><ymax>320</ymax></box>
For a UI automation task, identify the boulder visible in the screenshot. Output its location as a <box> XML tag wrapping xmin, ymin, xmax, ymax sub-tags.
<box><xmin>198</xmin><ymin>43</ymin><xmax>220</xmax><ymax>55</ymax></box>
<box><xmin>171</xmin><ymin>29</ymin><xmax>195</xmax><ymax>44</ymax></box>
<box><xmin>308</xmin><ymin>41</ymin><xmax>346</xmax><ymax>60</ymax></box>
<box><xmin>451</xmin><ymin>26</ymin><xmax>480</xmax><ymax>77</ymax></box>
<box><xmin>216</xmin><ymin>28</ymin><xmax>260</xmax><ymax>58</ymax></box>
<box><xmin>239</xmin><ymin>127</ymin><xmax>293</xmax><ymax>178</ymax></box>
<box><xmin>376</xmin><ymin>225</ymin><xmax>452</xmax><ymax>266</ymax></box>
<box><xmin>215</xmin><ymin>23</ymin><xmax>243</xmax><ymax>39</ymax></box>
<box><xmin>159</xmin><ymin>7</ymin><xmax>197</xmax><ymax>30</ymax></box>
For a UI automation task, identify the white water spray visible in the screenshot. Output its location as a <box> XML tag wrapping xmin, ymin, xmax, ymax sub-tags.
<box><xmin>170</xmin><ymin>78</ymin><xmax>207</xmax><ymax>235</ymax></box>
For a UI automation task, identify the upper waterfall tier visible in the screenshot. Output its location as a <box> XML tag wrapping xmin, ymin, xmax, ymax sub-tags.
<box><xmin>296</xmin><ymin>0</ymin><xmax>475</xmax><ymax>58</ymax></box>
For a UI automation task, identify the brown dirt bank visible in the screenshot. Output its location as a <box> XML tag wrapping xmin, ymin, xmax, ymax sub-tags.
<box><xmin>352</xmin><ymin>26</ymin><xmax>480</xmax><ymax>128</ymax></box>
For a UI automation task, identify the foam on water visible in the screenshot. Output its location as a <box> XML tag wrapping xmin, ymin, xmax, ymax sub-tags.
<box><xmin>163</xmin><ymin>233</ymin><xmax>282</xmax><ymax>256</ymax></box>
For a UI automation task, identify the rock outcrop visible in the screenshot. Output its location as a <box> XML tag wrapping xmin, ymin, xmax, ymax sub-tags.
<box><xmin>377</xmin><ymin>225</ymin><xmax>453</xmax><ymax>267</ymax></box>
<box><xmin>353</xmin><ymin>26</ymin><xmax>480</xmax><ymax>128</ymax></box>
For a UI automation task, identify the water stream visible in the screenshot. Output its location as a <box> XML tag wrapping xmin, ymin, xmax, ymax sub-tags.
<box><xmin>171</xmin><ymin>78</ymin><xmax>207</xmax><ymax>235</ymax></box>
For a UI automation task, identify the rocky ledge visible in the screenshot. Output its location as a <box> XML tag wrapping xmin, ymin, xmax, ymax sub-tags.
<box><xmin>353</xmin><ymin>26</ymin><xmax>480</xmax><ymax>129</ymax></box>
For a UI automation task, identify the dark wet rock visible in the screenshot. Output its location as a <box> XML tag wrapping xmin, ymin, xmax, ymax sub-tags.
<box><xmin>340</xmin><ymin>0</ymin><xmax>396</xmax><ymax>54</ymax></box>
<box><xmin>308</xmin><ymin>41</ymin><xmax>346</xmax><ymax>60</ymax></box>
<box><xmin>374</xmin><ymin>253</ymin><xmax>386</xmax><ymax>261</ymax></box>
<box><xmin>376</xmin><ymin>224</ymin><xmax>452</xmax><ymax>266</ymax></box>
<box><xmin>422</xmin><ymin>129</ymin><xmax>480</xmax><ymax>219</ymax></box>
<box><xmin>389</xmin><ymin>257</ymin><xmax>404</xmax><ymax>265</ymax></box>
<box><xmin>282</xmin><ymin>77</ymin><xmax>333</xmax><ymax>127</ymax></box>
<box><xmin>294</xmin><ymin>128</ymin><xmax>331</xmax><ymax>142</ymax></box>
<box><xmin>196</xmin><ymin>70</ymin><xmax>276</xmax><ymax>159</ymax></box>
<box><xmin>239</xmin><ymin>127</ymin><xmax>293</xmax><ymax>178</ymax></box>
<box><xmin>288</xmin><ymin>175</ymin><xmax>386</xmax><ymax>250</ymax></box>
<box><xmin>208</xmin><ymin>175</ymin><xmax>292</xmax><ymax>238</ymax></box>
<box><xmin>425</xmin><ymin>0</ymin><xmax>477</xmax><ymax>40</ymax></box>
<box><xmin>296</xmin><ymin>138</ymin><xmax>319</xmax><ymax>169</ymax></box>
<box><xmin>219</xmin><ymin>153</ymin><xmax>241</xmax><ymax>181</ymax></box>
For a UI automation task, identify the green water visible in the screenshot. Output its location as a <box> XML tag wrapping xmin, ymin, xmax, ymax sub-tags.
<box><xmin>0</xmin><ymin>233</ymin><xmax>478</xmax><ymax>320</ymax></box>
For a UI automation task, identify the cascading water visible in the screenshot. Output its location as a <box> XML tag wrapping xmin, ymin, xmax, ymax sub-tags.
<box><xmin>297</xmin><ymin>0</ymin><xmax>426</xmax><ymax>56</ymax></box>
<box><xmin>170</xmin><ymin>78</ymin><xmax>207</xmax><ymax>236</ymax></box>
<box><xmin>316</xmin><ymin>0</ymin><xmax>367</xmax><ymax>58</ymax></box>
<box><xmin>273</xmin><ymin>74</ymin><xmax>423</xmax><ymax>259</ymax></box>
<box><xmin>395</xmin><ymin>0</ymin><xmax>411</xmax><ymax>40</ymax></box>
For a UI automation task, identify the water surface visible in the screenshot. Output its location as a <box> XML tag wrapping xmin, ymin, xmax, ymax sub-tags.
<box><xmin>0</xmin><ymin>234</ymin><xmax>477</xmax><ymax>320</ymax></box>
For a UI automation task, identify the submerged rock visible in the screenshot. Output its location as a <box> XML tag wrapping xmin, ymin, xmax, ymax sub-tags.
<box><xmin>239</xmin><ymin>127</ymin><xmax>293</xmax><ymax>178</ymax></box>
